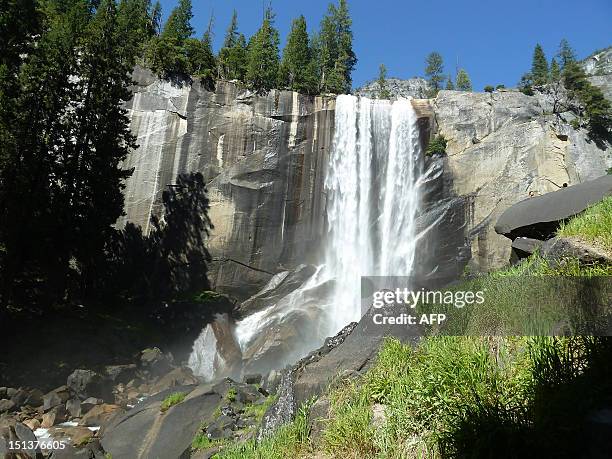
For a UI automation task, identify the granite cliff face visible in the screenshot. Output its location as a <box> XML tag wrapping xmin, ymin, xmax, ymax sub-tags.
<box><xmin>432</xmin><ymin>86</ymin><xmax>611</xmax><ymax>272</ymax></box>
<box><xmin>120</xmin><ymin>67</ymin><xmax>335</xmax><ymax>298</ymax></box>
<box><xmin>121</xmin><ymin>65</ymin><xmax>611</xmax><ymax>295</ymax></box>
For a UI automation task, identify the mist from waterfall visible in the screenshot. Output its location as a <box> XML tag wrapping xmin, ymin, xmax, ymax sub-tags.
<box><xmin>188</xmin><ymin>95</ymin><xmax>423</xmax><ymax>380</ymax></box>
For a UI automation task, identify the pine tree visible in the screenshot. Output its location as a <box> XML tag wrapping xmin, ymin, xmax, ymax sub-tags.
<box><xmin>279</xmin><ymin>16</ymin><xmax>316</xmax><ymax>94</ymax></box>
<box><xmin>550</xmin><ymin>57</ymin><xmax>561</xmax><ymax>82</ymax></box>
<box><xmin>217</xmin><ymin>11</ymin><xmax>248</xmax><ymax>81</ymax></box>
<box><xmin>150</xmin><ymin>1</ymin><xmax>162</xmax><ymax>35</ymax></box>
<box><xmin>456</xmin><ymin>68</ymin><xmax>472</xmax><ymax>91</ymax></box>
<box><xmin>563</xmin><ymin>62</ymin><xmax>611</xmax><ymax>141</ymax></box>
<box><xmin>445</xmin><ymin>74</ymin><xmax>454</xmax><ymax>90</ymax></box>
<box><xmin>531</xmin><ymin>44</ymin><xmax>549</xmax><ymax>86</ymax></box>
<box><xmin>557</xmin><ymin>38</ymin><xmax>576</xmax><ymax>69</ymax></box>
<box><xmin>377</xmin><ymin>63</ymin><xmax>391</xmax><ymax>99</ymax></box>
<box><xmin>318</xmin><ymin>0</ymin><xmax>356</xmax><ymax>94</ymax></box>
<box><xmin>425</xmin><ymin>52</ymin><xmax>444</xmax><ymax>96</ymax></box>
<box><xmin>146</xmin><ymin>0</ymin><xmax>194</xmax><ymax>75</ymax></box>
<box><xmin>1</xmin><ymin>0</ymin><xmax>138</xmax><ymax>304</ymax></box>
<box><xmin>246</xmin><ymin>7</ymin><xmax>280</xmax><ymax>92</ymax></box>
<box><xmin>117</xmin><ymin>0</ymin><xmax>155</xmax><ymax>61</ymax></box>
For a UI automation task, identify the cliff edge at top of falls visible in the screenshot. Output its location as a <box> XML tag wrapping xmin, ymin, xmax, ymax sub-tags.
<box><xmin>119</xmin><ymin>64</ymin><xmax>612</xmax><ymax>297</ymax></box>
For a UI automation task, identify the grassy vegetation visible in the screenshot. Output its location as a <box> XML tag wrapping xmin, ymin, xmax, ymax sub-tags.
<box><xmin>160</xmin><ymin>392</ymin><xmax>187</xmax><ymax>412</ymax></box>
<box><xmin>242</xmin><ymin>395</ymin><xmax>278</xmax><ymax>422</ymax></box>
<box><xmin>216</xmin><ymin>404</ymin><xmax>311</xmax><ymax>459</ymax></box>
<box><xmin>226</xmin><ymin>387</ymin><xmax>237</xmax><ymax>402</ymax></box>
<box><xmin>557</xmin><ymin>196</ymin><xmax>612</xmax><ymax>252</ymax></box>
<box><xmin>192</xmin><ymin>432</ymin><xmax>225</xmax><ymax>451</ymax></box>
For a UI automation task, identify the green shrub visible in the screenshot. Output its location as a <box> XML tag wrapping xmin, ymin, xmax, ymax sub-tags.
<box><xmin>484</xmin><ymin>85</ymin><xmax>494</xmax><ymax>93</ymax></box>
<box><xmin>496</xmin><ymin>84</ymin><xmax>506</xmax><ymax>90</ymax></box>
<box><xmin>426</xmin><ymin>135</ymin><xmax>447</xmax><ymax>156</ymax></box>
<box><xmin>570</xmin><ymin>118</ymin><xmax>581</xmax><ymax>130</ymax></box>
<box><xmin>226</xmin><ymin>387</ymin><xmax>237</xmax><ymax>402</ymax></box>
<box><xmin>160</xmin><ymin>392</ymin><xmax>186</xmax><ymax>412</ymax></box>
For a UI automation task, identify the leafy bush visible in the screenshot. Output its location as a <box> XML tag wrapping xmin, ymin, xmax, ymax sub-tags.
<box><xmin>160</xmin><ymin>392</ymin><xmax>186</xmax><ymax>412</ymax></box>
<box><xmin>426</xmin><ymin>135</ymin><xmax>447</xmax><ymax>156</ymax></box>
<box><xmin>496</xmin><ymin>84</ymin><xmax>506</xmax><ymax>90</ymax></box>
<box><xmin>484</xmin><ymin>85</ymin><xmax>494</xmax><ymax>93</ymax></box>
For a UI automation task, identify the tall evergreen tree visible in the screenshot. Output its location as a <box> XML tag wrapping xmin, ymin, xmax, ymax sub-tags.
<box><xmin>117</xmin><ymin>0</ymin><xmax>155</xmax><ymax>61</ymax></box>
<box><xmin>377</xmin><ymin>63</ymin><xmax>391</xmax><ymax>99</ymax></box>
<box><xmin>246</xmin><ymin>7</ymin><xmax>280</xmax><ymax>92</ymax></box>
<box><xmin>563</xmin><ymin>62</ymin><xmax>611</xmax><ymax>141</ymax></box>
<box><xmin>557</xmin><ymin>38</ymin><xmax>576</xmax><ymax>69</ymax></box>
<box><xmin>550</xmin><ymin>57</ymin><xmax>561</xmax><ymax>82</ymax></box>
<box><xmin>222</xmin><ymin>9</ymin><xmax>239</xmax><ymax>49</ymax></box>
<box><xmin>531</xmin><ymin>44</ymin><xmax>549</xmax><ymax>86</ymax></box>
<box><xmin>217</xmin><ymin>11</ymin><xmax>247</xmax><ymax>81</ymax></box>
<box><xmin>150</xmin><ymin>1</ymin><xmax>162</xmax><ymax>35</ymax></box>
<box><xmin>445</xmin><ymin>74</ymin><xmax>454</xmax><ymax>90</ymax></box>
<box><xmin>425</xmin><ymin>52</ymin><xmax>444</xmax><ymax>96</ymax></box>
<box><xmin>146</xmin><ymin>0</ymin><xmax>194</xmax><ymax>74</ymax></box>
<box><xmin>279</xmin><ymin>15</ymin><xmax>316</xmax><ymax>94</ymax></box>
<box><xmin>318</xmin><ymin>0</ymin><xmax>356</xmax><ymax>94</ymax></box>
<box><xmin>455</xmin><ymin>68</ymin><xmax>472</xmax><ymax>91</ymax></box>
<box><xmin>1</xmin><ymin>0</ymin><xmax>138</xmax><ymax>304</ymax></box>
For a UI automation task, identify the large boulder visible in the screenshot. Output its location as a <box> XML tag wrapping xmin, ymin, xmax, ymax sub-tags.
<box><xmin>495</xmin><ymin>175</ymin><xmax>612</xmax><ymax>240</ymax></box>
<box><xmin>67</xmin><ymin>370</ymin><xmax>112</xmax><ymax>402</ymax></box>
<box><xmin>139</xmin><ymin>348</ymin><xmax>174</xmax><ymax>378</ymax></box>
<box><xmin>101</xmin><ymin>385</ymin><xmax>219</xmax><ymax>458</ymax></box>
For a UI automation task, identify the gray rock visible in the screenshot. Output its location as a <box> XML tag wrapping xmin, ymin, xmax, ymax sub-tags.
<box><xmin>243</xmin><ymin>374</ymin><xmax>262</xmax><ymax>385</ymax></box>
<box><xmin>101</xmin><ymin>384</ymin><xmax>221</xmax><ymax>459</ymax></box>
<box><xmin>43</xmin><ymin>386</ymin><xmax>72</xmax><ymax>411</ymax></box>
<box><xmin>42</xmin><ymin>405</ymin><xmax>68</xmax><ymax>428</ymax></box>
<box><xmin>355</xmin><ymin>77</ymin><xmax>430</xmax><ymax>99</ymax></box>
<box><xmin>66</xmin><ymin>398</ymin><xmax>81</xmax><ymax>418</ymax></box>
<box><xmin>105</xmin><ymin>364</ymin><xmax>138</xmax><ymax>384</ymax></box>
<box><xmin>67</xmin><ymin>369</ymin><xmax>111</xmax><ymax>402</ymax></box>
<box><xmin>495</xmin><ymin>175</ymin><xmax>612</xmax><ymax>240</ymax></box>
<box><xmin>148</xmin><ymin>366</ymin><xmax>199</xmax><ymax>395</ymax></box>
<box><xmin>139</xmin><ymin>347</ymin><xmax>173</xmax><ymax>377</ymax></box>
<box><xmin>13</xmin><ymin>422</ymin><xmax>40</xmax><ymax>458</ymax></box>
<box><xmin>512</xmin><ymin>237</ymin><xmax>545</xmax><ymax>259</ymax></box>
<box><xmin>81</xmin><ymin>397</ymin><xmax>103</xmax><ymax>415</ymax></box>
<box><xmin>0</xmin><ymin>399</ymin><xmax>15</xmax><ymax>413</ymax></box>
<box><xmin>308</xmin><ymin>396</ymin><xmax>330</xmax><ymax>441</ymax></box>
<box><xmin>22</xmin><ymin>388</ymin><xmax>43</xmax><ymax>408</ymax></box>
<box><xmin>542</xmin><ymin>237</ymin><xmax>612</xmax><ymax>266</ymax></box>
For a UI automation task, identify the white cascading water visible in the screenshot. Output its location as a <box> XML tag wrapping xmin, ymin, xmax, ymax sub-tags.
<box><xmin>188</xmin><ymin>95</ymin><xmax>423</xmax><ymax>379</ymax></box>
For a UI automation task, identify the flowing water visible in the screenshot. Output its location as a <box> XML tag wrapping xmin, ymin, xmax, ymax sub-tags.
<box><xmin>188</xmin><ymin>95</ymin><xmax>424</xmax><ymax>379</ymax></box>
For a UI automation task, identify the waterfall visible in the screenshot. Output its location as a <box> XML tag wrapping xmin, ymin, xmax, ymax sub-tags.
<box><xmin>188</xmin><ymin>95</ymin><xmax>423</xmax><ymax>380</ymax></box>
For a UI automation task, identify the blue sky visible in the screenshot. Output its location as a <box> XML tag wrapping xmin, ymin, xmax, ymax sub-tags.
<box><xmin>160</xmin><ymin>0</ymin><xmax>611</xmax><ymax>91</ymax></box>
